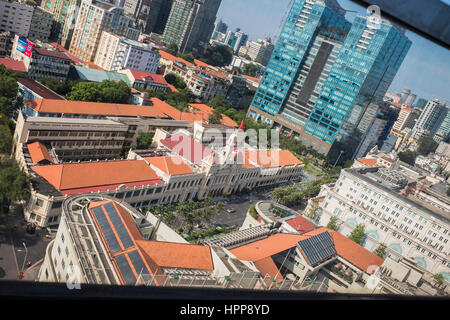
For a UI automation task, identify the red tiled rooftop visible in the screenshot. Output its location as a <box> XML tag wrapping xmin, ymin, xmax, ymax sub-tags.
<box><xmin>27</xmin><ymin>141</ymin><xmax>52</xmax><ymax>164</ymax></box>
<box><xmin>49</xmin><ymin>42</ymin><xmax>85</xmax><ymax>64</ymax></box>
<box><xmin>146</xmin><ymin>156</ymin><xmax>193</xmax><ymax>176</ymax></box>
<box><xmin>159</xmin><ymin>50</ymin><xmax>194</xmax><ymax>67</ymax></box>
<box><xmin>285</xmin><ymin>215</ymin><xmax>315</xmax><ymax>234</ymax></box>
<box><xmin>356</xmin><ymin>158</ymin><xmax>378</xmax><ymax>167</ymax></box>
<box><xmin>33</xmin><ymin>47</ymin><xmax>71</xmax><ymax>60</ymax></box>
<box><xmin>24</xmin><ymin>99</ymin><xmax>169</xmax><ymax>118</ymax></box>
<box><xmin>299</xmin><ymin>228</ymin><xmax>384</xmax><ymax>272</ymax></box>
<box><xmin>32</xmin><ymin>160</ymin><xmax>161</xmax><ymax>191</ymax></box>
<box><xmin>136</xmin><ymin>240</ymin><xmax>214</xmax><ymax>270</ymax></box>
<box><xmin>243</xmin><ymin>150</ymin><xmax>302</xmax><ymax>168</ymax></box>
<box><xmin>254</xmin><ymin>257</ymin><xmax>283</xmax><ymax>284</ymax></box>
<box><xmin>230</xmin><ymin>233</ymin><xmax>303</xmax><ymax>262</ymax></box>
<box><xmin>160</xmin><ymin>132</ymin><xmax>214</xmax><ymax>165</ymax></box>
<box><xmin>128</xmin><ymin>69</ymin><xmax>168</xmax><ymax>85</ymax></box>
<box><xmin>0</xmin><ymin>58</ymin><xmax>26</xmax><ymax>72</ymax></box>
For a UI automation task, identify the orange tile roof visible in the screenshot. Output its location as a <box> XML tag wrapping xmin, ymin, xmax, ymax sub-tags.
<box><xmin>86</xmin><ymin>62</ymin><xmax>104</xmax><ymax>70</ymax></box>
<box><xmin>297</xmin><ymin>228</ymin><xmax>384</xmax><ymax>272</ymax></box>
<box><xmin>254</xmin><ymin>257</ymin><xmax>284</xmax><ymax>283</ymax></box>
<box><xmin>241</xmin><ymin>75</ymin><xmax>261</xmax><ymax>83</ymax></box>
<box><xmin>136</xmin><ymin>240</ymin><xmax>214</xmax><ymax>270</ymax></box>
<box><xmin>25</xmin><ymin>99</ymin><xmax>169</xmax><ymax>118</ymax></box>
<box><xmin>146</xmin><ymin>156</ymin><xmax>193</xmax><ymax>176</ymax></box>
<box><xmin>190</xmin><ymin>103</ymin><xmax>213</xmax><ymax>113</ymax></box>
<box><xmin>32</xmin><ymin>160</ymin><xmax>160</xmax><ymax>191</ymax></box>
<box><xmin>189</xmin><ymin>103</ymin><xmax>238</xmax><ymax>127</ymax></box>
<box><xmin>0</xmin><ymin>57</ymin><xmax>27</xmax><ymax>73</ymax></box>
<box><xmin>128</xmin><ymin>69</ymin><xmax>168</xmax><ymax>85</ymax></box>
<box><xmin>194</xmin><ymin>59</ymin><xmax>210</xmax><ymax>68</ymax></box>
<box><xmin>158</xmin><ymin>50</ymin><xmax>194</xmax><ymax>67</ymax></box>
<box><xmin>243</xmin><ymin>150</ymin><xmax>303</xmax><ymax>168</ymax></box>
<box><xmin>356</xmin><ymin>158</ymin><xmax>378</xmax><ymax>167</ymax></box>
<box><xmin>27</xmin><ymin>141</ymin><xmax>52</xmax><ymax>164</ymax></box>
<box><xmin>230</xmin><ymin>233</ymin><xmax>303</xmax><ymax>262</ymax></box>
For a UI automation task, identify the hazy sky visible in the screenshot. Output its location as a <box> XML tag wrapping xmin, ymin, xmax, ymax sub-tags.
<box><xmin>217</xmin><ymin>0</ymin><xmax>450</xmax><ymax>103</ymax></box>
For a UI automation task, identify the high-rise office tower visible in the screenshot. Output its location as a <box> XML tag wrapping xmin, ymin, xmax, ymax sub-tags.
<box><xmin>412</xmin><ymin>98</ymin><xmax>447</xmax><ymax>138</ymax></box>
<box><xmin>124</xmin><ymin>0</ymin><xmax>174</xmax><ymax>34</ymax></box>
<box><xmin>414</xmin><ymin>97</ymin><xmax>428</xmax><ymax>110</ymax></box>
<box><xmin>249</xmin><ymin>2</ymin><xmax>411</xmax><ymax>158</ymax></box>
<box><xmin>312</xmin><ymin>16</ymin><xmax>411</xmax><ymax>159</ymax></box>
<box><xmin>41</xmin><ymin>0</ymin><xmax>81</xmax><ymax>48</ymax></box>
<box><xmin>399</xmin><ymin>88</ymin><xmax>416</xmax><ymax>106</ymax></box>
<box><xmin>162</xmin><ymin>0</ymin><xmax>222</xmax><ymax>54</ymax></box>
<box><xmin>214</xmin><ymin>19</ymin><xmax>228</xmax><ymax>34</ymax></box>
<box><xmin>247</xmin><ymin>0</ymin><xmax>351</xmax><ymax>146</ymax></box>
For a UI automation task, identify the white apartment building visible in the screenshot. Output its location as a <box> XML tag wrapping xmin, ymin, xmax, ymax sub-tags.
<box><xmin>248</xmin><ymin>38</ymin><xmax>274</xmax><ymax>66</ymax></box>
<box><xmin>94</xmin><ymin>31</ymin><xmax>160</xmax><ymax>73</ymax></box>
<box><xmin>0</xmin><ymin>0</ymin><xmax>34</xmax><ymax>36</ymax></box>
<box><xmin>307</xmin><ymin>166</ymin><xmax>450</xmax><ymax>277</ymax></box>
<box><xmin>412</xmin><ymin>99</ymin><xmax>447</xmax><ymax>138</ymax></box>
<box><xmin>69</xmin><ymin>0</ymin><xmax>140</xmax><ymax>62</ymax></box>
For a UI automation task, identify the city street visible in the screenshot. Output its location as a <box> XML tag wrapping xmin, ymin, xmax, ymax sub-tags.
<box><xmin>0</xmin><ymin>205</ymin><xmax>52</xmax><ymax>282</ymax></box>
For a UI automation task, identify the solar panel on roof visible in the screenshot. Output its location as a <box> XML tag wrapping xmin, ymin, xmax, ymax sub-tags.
<box><xmin>127</xmin><ymin>250</ymin><xmax>149</xmax><ymax>276</ymax></box>
<box><xmin>298</xmin><ymin>232</ymin><xmax>336</xmax><ymax>266</ymax></box>
<box><xmin>114</xmin><ymin>254</ymin><xmax>137</xmax><ymax>285</ymax></box>
<box><xmin>91</xmin><ymin>206</ymin><xmax>121</xmax><ymax>253</ymax></box>
<box><xmin>103</xmin><ymin>202</ymin><xmax>135</xmax><ymax>250</ymax></box>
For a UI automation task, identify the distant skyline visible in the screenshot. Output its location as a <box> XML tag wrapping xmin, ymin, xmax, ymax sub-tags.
<box><xmin>216</xmin><ymin>0</ymin><xmax>450</xmax><ymax>104</ymax></box>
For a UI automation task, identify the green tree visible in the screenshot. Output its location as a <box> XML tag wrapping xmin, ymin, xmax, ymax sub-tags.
<box><xmin>240</xmin><ymin>63</ymin><xmax>259</xmax><ymax>77</ymax></box>
<box><xmin>165</xmin><ymin>88</ymin><xmax>193</xmax><ymax>111</ymax></box>
<box><xmin>144</xmin><ymin>87</ymin><xmax>168</xmax><ymax>100</ymax></box>
<box><xmin>199</xmin><ymin>45</ymin><xmax>233</xmax><ymax>67</ymax></box>
<box><xmin>398</xmin><ymin>150</ymin><xmax>418</xmax><ymax>166</ymax></box>
<box><xmin>373</xmin><ymin>243</ymin><xmax>387</xmax><ymax>258</ymax></box>
<box><xmin>181</xmin><ymin>52</ymin><xmax>195</xmax><ymax>63</ymax></box>
<box><xmin>164</xmin><ymin>73</ymin><xmax>187</xmax><ymax>90</ymax></box>
<box><xmin>208</xmin><ymin>94</ymin><xmax>232</xmax><ymax>112</ymax></box>
<box><xmin>417</xmin><ymin>136</ymin><xmax>438</xmax><ymax>156</ymax></box>
<box><xmin>136</xmin><ymin>131</ymin><xmax>154</xmax><ymax>149</ymax></box>
<box><xmin>37</xmin><ymin>78</ymin><xmax>76</xmax><ymax>96</ymax></box>
<box><xmin>66</xmin><ymin>80</ymin><xmax>130</xmax><ymax>103</ymax></box>
<box><xmin>348</xmin><ymin>224</ymin><xmax>365</xmax><ymax>245</ymax></box>
<box><xmin>433</xmin><ymin>273</ymin><xmax>444</xmax><ymax>287</ymax></box>
<box><xmin>208</xmin><ymin>109</ymin><xmax>222</xmax><ymax>124</ymax></box>
<box><xmin>0</xmin><ymin>117</ymin><xmax>12</xmax><ymax>155</ymax></box>
<box><xmin>215</xmin><ymin>201</ymin><xmax>224</xmax><ymax>214</ymax></box>
<box><xmin>166</xmin><ymin>43</ymin><xmax>179</xmax><ymax>56</ymax></box>
<box><xmin>0</xmin><ymin>65</ymin><xmax>21</xmax><ymax>117</ymax></box>
<box><xmin>0</xmin><ymin>159</ymin><xmax>30</xmax><ymax>214</ymax></box>
<box><xmin>326</xmin><ymin>216</ymin><xmax>339</xmax><ymax>231</ymax></box>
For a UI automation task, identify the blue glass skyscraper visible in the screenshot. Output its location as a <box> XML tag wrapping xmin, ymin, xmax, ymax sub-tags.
<box><xmin>305</xmin><ymin>16</ymin><xmax>411</xmax><ymax>158</ymax></box>
<box><xmin>248</xmin><ymin>0</ymin><xmax>350</xmax><ymax>120</ymax></box>
<box><xmin>247</xmin><ymin>0</ymin><xmax>411</xmax><ymax>160</ymax></box>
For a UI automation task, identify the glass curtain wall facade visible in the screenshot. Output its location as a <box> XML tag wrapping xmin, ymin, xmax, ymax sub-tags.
<box><xmin>249</xmin><ymin>0</ymin><xmax>350</xmax><ymax>122</ymax></box>
<box><xmin>306</xmin><ymin>17</ymin><xmax>411</xmax><ymax>150</ymax></box>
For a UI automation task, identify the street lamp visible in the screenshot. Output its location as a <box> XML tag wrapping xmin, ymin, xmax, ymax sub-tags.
<box><xmin>18</xmin><ymin>242</ymin><xmax>27</xmax><ymax>280</ymax></box>
<box><xmin>333</xmin><ymin>150</ymin><xmax>344</xmax><ymax>168</ymax></box>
